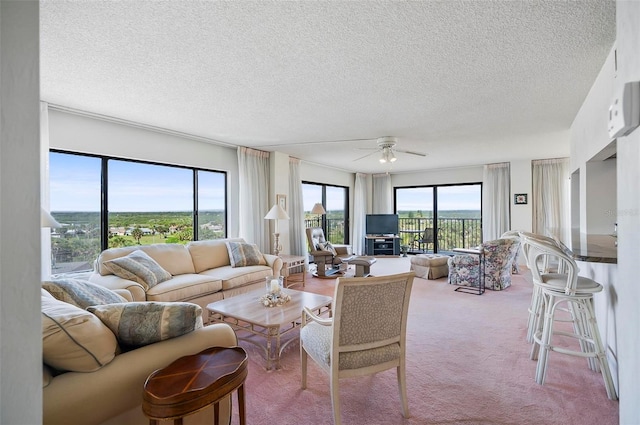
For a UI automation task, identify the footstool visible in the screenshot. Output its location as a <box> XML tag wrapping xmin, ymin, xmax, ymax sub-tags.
<box><xmin>410</xmin><ymin>254</ymin><xmax>449</xmax><ymax>279</ymax></box>
<box><xmin>350</xmin><ymin>256</ymin><xmax>377</xmax><ymax>277</ymax></box>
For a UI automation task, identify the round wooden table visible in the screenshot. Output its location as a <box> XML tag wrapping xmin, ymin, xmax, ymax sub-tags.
<box><xmin>142</xmin><ymin>346</ymin><xmax>248</xmax><ymax>425</ymax></box>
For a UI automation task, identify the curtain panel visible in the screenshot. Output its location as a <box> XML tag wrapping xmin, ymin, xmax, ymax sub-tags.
<box><xmin>482</xmin><ymin>162</ymin><xmax>510</xmax><ymax>241</ymax></box>
<box><xmin>532</xmin><ymin>158</ymin><xmax>570</xmax><ymax>244</ymax></box>
<box><xmin>288</xmin><ymin>158</ymin><xmax>308</xmax><ymax>259</ymax></box>
<box><xmin>352</xmin><ymin>173</ymin><xmax>368</xmax><ymax>255</ymax></box>
<box><xmin>237</xmin><ymin>147</ymin><xmax>270</xmax><ymax>251</ymax></box>
<box><xmin>372</xmin><ymin>173</ymin><xmax>392</xmax><ymax>214</ymax></box>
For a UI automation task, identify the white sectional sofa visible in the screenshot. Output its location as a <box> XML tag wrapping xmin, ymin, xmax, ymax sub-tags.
<box><xmin>89</xmin><ymin>238</ymin><xmax>283</xmax><ymax>311</ymax></box>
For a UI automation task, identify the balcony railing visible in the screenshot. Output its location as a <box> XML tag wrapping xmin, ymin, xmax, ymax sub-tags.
<box><xmin>397</xmin><ymin>217</ymin><xmax>481</xmax><ymax>253</ymax></box>
<box><xmin>305</xmin><ymin>218</ymin><xmax>346</xmax><ymax>245</ymax></box>
<box><xmin>305</xmin><ymin>216</ymin><xmax>481</xmax><ymax>252</ymax></box>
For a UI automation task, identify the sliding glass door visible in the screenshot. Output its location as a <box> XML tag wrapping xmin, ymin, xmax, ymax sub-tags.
<box><xmin>395</xmin><ymin>183</ymin><xmax>481</xmax><ymax>253</ymax></box>
<box><xmin>302</xmin><ymin>182</ymin><xmax>349</xmax><ymax>245</ymax></box>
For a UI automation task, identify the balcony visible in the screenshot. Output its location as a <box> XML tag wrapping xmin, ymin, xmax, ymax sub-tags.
<box><xmin>305</xmin><ymin>216</ymin><xmax>482</xmax><ymax>253</ymax></box>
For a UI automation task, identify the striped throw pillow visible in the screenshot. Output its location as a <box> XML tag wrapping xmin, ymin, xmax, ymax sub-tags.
<box><xmin>225</xmin><ymin>241</ymin><xmax>267</xmax><ymax>267</ymax></box>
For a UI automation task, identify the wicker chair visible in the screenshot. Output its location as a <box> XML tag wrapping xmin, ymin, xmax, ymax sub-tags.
<box><xmin>300</xmin><ymin>272</ymin><xmax>415</xmax><ymax>425</ymax></box>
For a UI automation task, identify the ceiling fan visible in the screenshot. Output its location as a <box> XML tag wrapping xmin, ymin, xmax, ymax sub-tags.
<box><xmin>353</xmin><ymin>136</ymin><xmax>427</xmax><ymax>163</ymax></box>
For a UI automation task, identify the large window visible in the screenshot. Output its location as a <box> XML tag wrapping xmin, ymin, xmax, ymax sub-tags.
<box><xmin>302</xmin><ymin>182</ymin><xmax>349</xmax><ymax>244</ymax></box>
<box><xmin>49</xmin><ymin>151</ymin><xmax>227</xmax><ymax>275</ymax></box>
<box><xmin>395</xmin><ymin>183</ymin><xmax>481</xmax><ymax>253</ymax></box>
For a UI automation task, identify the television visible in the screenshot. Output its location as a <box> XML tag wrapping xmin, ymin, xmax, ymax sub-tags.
<box><xmin>366</xmin><ymin>214</ymin><xmax>399</xmax><ymax>236</ymax></box>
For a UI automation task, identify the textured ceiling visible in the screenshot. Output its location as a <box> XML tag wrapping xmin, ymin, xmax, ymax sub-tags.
<box><xmin>40</xmin><ymin>0</ymin><xmax>616</xmax><ymax>174</ymax></box>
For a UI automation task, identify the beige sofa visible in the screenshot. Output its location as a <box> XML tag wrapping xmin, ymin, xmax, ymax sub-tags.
<box><xmin>89</xmin><ymin>238</ymin><xmax>283</xmax><ymax>311</ymax></box>
<box><xmin>42</xmin><ymin>288</ymin><xmax>239</xmax><ymax>425</ymax></box>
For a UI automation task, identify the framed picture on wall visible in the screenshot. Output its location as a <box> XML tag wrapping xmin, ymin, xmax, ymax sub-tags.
<box><xmin>277</xmin><ymin>194</ymin><xmax>287</xmax><ymax>212</ymax></box>
<box><xmin>514</xmin><ymin>193</ymin><xmax>528</xmax><ymax>205</ymax></box>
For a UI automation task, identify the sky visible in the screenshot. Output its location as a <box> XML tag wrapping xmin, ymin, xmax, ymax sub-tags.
<box><xmin>49</xmin><ymin>152</ymin><xmax>226</xmax><ymax>212</ymax></box>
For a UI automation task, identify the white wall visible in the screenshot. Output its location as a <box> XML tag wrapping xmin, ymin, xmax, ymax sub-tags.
<box><xmin>0</xmin><ymin>1</ymin><xmax>42</xmax><ymax>423</ymax></box>
<box><xmin>48</xmin><ymin>109</ymin><xmax>241</xmax><ymax>236</ymax></box>
<box><xmin>391</xmin><ymin>165</ymin><xmax>483</xmax><ymax>187</ymax></box>
<box><xmin>586</xmin><ymin>158</ymin><xmax>617</xmax><ymax>234</ymax></box>
<box><xmin>509</xmin><ymin>159</ymin><xmax>533</xmax><ymax>233</ymax></box>
<box><xmin>613</xmin><ymin>1</ymin><xmax>640</xmax><ymax>422</ymax></box>
<box><xmin>570</xmin><ymin>2</ymin><xmax>640</xmax><ymax>420</ymax></box>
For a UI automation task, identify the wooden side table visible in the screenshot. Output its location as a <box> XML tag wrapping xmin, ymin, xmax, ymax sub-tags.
<box><xmin>279</xmin><ymin>254</ymin><xmax>306</xmax><ymax>288</ymax></box>
<box><xmin>142</xmin><ymin>346</ymin><xmax>248</xmax><ymax>425</ymax></box>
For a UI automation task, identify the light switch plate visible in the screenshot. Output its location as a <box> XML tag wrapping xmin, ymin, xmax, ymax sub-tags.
<box><xmin>608</xmin><ymin>81</ymin><xmax>640</xmax><ymax>139</ymax></box>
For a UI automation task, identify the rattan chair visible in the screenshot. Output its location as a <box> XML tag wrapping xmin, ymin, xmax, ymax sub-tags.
<box><xmin>524</xmin><ymin>236</ymin><xmax>617</xmax><ymax>400</ymax></box>
<box><xmin>300</xmin><ymin>272</ymin><xmax>415</xmax><ymax>425</ymax></box>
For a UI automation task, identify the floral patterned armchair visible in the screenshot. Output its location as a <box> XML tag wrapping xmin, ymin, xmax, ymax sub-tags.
<box><xmin>447</xmin><ymin>238</ymin><xmax>520</xmax><ymax>291</ymax></box>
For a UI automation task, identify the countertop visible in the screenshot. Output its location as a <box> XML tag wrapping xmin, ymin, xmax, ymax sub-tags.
<box><xmin>568</xmin><ymin>232</ymin><xmax>617</xmax><ymax>264</ymax></box>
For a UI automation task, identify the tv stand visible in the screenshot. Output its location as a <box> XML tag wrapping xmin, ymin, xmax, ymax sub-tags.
<box><xmin>365</xmin><ymin>235</ymin><xmax>400</xmax><ymax>256</ymax></box>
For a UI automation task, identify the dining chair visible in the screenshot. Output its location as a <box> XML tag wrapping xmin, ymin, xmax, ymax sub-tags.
<box><xmin>300</xmin><ymin>272</ymin><xmax>415</xmax><ymax>425</ymax></box>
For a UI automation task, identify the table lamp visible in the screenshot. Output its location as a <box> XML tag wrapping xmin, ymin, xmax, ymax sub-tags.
<box><xmin>264</xmin><ymin>204</ymin><xmax>290</xmax><ymax>256</ymax></box>
<box><xmin>311</xmin><ymin>203</ymin><xmax>326</xmax><ymax>228</ymax></box>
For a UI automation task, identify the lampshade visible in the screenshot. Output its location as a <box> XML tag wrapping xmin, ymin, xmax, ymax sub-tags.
<box><xmin>379</xmin><ymin>147</ymin><xmax>397</xmax><ymax>163</ymax></box>
<box><xmin>41</xmin><ymin>208</ymin><xmax>61</xmax><ymax>228</ymax></box>
<box><xmin>311</xmin><ymin>203</ymin><xmax>326</xmax><ymax>215</ymax></box>
<box><xmin>264</xmin><ymin>204</ymin><xmax>290</xmax><ymax>220</ymax></box>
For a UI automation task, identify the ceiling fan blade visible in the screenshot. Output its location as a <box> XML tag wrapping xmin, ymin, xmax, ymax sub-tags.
<box><xmin>262</xmin><ymin>137</ymin><xmax>376</xmax><ymax>148</ymax></box>
<box><xmin>395</xmin><ymin>148</ymin><xmax>428</xmax><ymax>157</ymax></box>
<box><xmin>353</xmin><ymin>151</ymin><xmax>379</xmax><ymax>162</ymax></box>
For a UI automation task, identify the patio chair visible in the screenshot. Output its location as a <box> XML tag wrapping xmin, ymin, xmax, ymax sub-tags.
<box><xmin>300</xmin><ymin>272</ymin><xmax>415</xmax><ymax>425</ymax></box>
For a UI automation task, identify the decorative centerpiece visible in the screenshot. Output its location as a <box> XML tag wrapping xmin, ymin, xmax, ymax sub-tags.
<box><xmin>260</xmin><ymin>276</ymin><xmax>291</xmax><ymax>307</ymax></box>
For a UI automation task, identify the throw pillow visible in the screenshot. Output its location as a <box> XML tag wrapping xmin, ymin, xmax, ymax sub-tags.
<box><xmin>87</xmin><ymin>302</ymin><xmax>203</xmax><ymax>348</ymax></box>
<box><xmin>43</xmin><ymin>278</ymin><xmax>127</xmax><ymax>309</ymax></box>
<box><xmin>42</xmin><ymin>293</ymin><xmax>118</xmax><ymax>372</ymax></box>
<box><xmin>318</xmin><ymin>241</ymin><xmax>337</xmax><ymax>256</ymax></box>
<box><xmin>225</xmin><ymin>241</ymin><xmax>266</xmax><ymax>267</ymax></box>
<box><xmin>102</xmin><ymin>250</ymin><xmax>172</xmax><ymax>290</ymax></box>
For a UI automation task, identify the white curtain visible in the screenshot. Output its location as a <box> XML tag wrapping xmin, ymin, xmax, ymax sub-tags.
<box><xmin>288</xmin><ymin>158</ymin><xmax>307</xmax><ymax>259</ymax></box>
<box><xmin>372</xmin><ymin>173</ymin><xmax>392</xmax><ymax>214</ymax></box>
<box><xmin>532</xmin><ymin>158</ymin><xmax>570</xmax><ymax>244</ymax></box>
<box><xmin>352</xmin><ymin>173</ymin><xmax>368</xmax><ymax>255</ymax></box>
<box><xmin>482</xmin><ymin>162</ymin><xmax>510</xmax><ymax>241</ymax></box>
<box><xmin>237</xmin><ymin>147</ymin><xmax>270</xmax><ymax>252</ymax></box>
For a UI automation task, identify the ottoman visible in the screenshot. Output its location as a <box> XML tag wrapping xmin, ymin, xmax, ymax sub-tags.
<box><xmin>350</xmin><ymin>256</ymin><xmax>377</xmax><ymax>277</ymax></box>
<box><xmin>410</xmin><ymin>254</ymin><xmax>449</xmax><ymax>279</ymax></box>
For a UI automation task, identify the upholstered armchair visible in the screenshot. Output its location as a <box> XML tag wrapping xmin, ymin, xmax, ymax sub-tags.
<box><xmin>305</xmin><ymin>227</ymin><xmax>355</xmax><ymax>277</ymax></box>
<box><xmin>300</xmin><ymin>272</ymin><xmax>415</xmax><ymax>425</ymax></box>
<box><xmin>448</xmin><ymin>238</ymin><xmax>520</xmax><ymax>291</ymax></box>
<box><xmin>500</xmin><ymin>230</ymin><xmax>522</xmax><ymax>273</ymax></box>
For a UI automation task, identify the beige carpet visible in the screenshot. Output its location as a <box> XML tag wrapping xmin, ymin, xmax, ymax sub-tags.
<box><xmin>230</xmin><ymin>257</ymin><xmax>618</xmax><ymax>425</ymax></box>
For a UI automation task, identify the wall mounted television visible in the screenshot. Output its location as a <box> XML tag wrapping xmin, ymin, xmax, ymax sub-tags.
<box><xmin>366</xmin><ymin>214</ymin><xmax>399</xmax><ymax>236</ymax></box>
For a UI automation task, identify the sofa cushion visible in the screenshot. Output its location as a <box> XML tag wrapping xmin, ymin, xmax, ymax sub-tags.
<box><xmin>103</xmin><ymin>250</ymin><xmax>172</xmax><ymax>290</ymax></box>
<box><xmin>145</xmin><ymin>274</ymin><xmax>223</xmax><ymax>303</ymax></box>
<box><xmin>187</xmin><ymin>238</ymin><xmax>245</xmax><ymax>273</ymax></box>
<box><xmin>201</xmin><ymin>265</ymin><xmax>272</xmax><ymax>291</ymax></box>
<box><xmin>42</xmin><ymin>291</ymin><xmax>118</xmax><ymax>372</ymax></box>
<box><xmin>226</xmin><ymin>241</ymin><xmax>267</xmax><ymax>267</ymax></box>
<box><xmin>43</xmin><ymin>278</ymin><xmax>127</xmax><ymax>309</ymax></box>
<box><xmin>96</xmin><ymin>243</ymin><xmax>196</xmax><ymax>276</ymax></box>
<box><xmin>87</xmin><ymin>302</ymin><xmax>203</xmax><ymax>348</ymax></box>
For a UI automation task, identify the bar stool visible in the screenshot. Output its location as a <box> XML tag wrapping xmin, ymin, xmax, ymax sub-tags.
<box><xmin>524</xmin><ymin>236</ymin><xmax>617</xmax><ymax>400</ymax></box>
<box><xmin>519</xmin><ymin>232</ymin><xmax>567</xmax><ymax>344</ymax></box>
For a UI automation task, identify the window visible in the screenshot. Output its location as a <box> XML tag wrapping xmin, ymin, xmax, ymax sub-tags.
<box><xmin>49</xmin><ymin>152</ymin><xmax>102</xmax><ymax>274</ymax></box>
<box><xmin>49</xmin><ymin>151</ymin><xmax>227</xmax><ymax>275</ymax></box>
<box><xmin>395</xmin><ymin>183</ymin><xmax>481</xmax><ymax>253</ymax></box>
<box><xmin>303</xmin><ymin>182</ymin><xmax>349</xmax><ymax>244</ymax></box>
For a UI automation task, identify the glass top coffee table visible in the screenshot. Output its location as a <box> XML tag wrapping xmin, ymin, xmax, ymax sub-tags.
<box><xmin>207</xmin><ymin>289</ymin><xmax>332</xmax><ymax>370</ymax></box>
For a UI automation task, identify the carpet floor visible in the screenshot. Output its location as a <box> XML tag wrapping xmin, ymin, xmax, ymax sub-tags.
<box><xmin>229</xmin><ymin>257</ymin><xmax>618</xmax><ymax>425</ymax></box>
